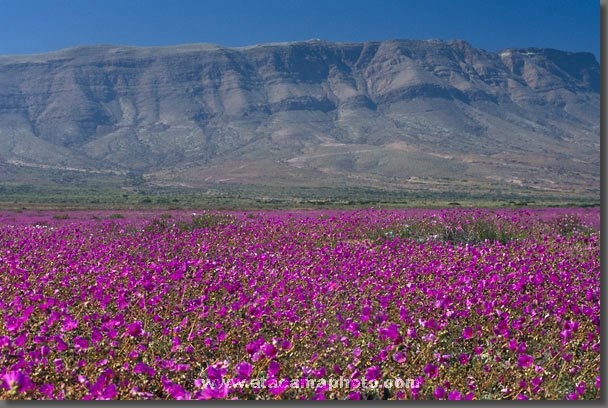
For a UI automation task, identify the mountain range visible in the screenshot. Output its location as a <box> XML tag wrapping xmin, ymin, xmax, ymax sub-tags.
<box><xmin>0</xmin><ymin>39</ymin><xmax>600</xmax><ymax>201</ymax></box>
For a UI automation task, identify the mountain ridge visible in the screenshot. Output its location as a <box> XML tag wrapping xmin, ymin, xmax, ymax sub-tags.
<box><xmin>0</xmin><ymin>39</ymin><xmax>599</xmax><ymax>200</ymax></box>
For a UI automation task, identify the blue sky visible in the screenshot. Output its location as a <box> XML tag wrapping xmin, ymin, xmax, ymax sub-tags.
<box><xmin>1</xmin><ymin>0</ymin><xmax>600</xmax><ymax>60</ymax></box>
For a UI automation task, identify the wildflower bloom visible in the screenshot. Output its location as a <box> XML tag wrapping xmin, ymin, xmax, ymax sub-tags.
<box><xmin>393</xmin><ymin>351</ymin><xmax>407</xmax><ymax>363</ymax></box>
<box><xmin>424</xmin><ymin>364</ymin><xmax>438</xmax><ymax>379</ymax></box>
<box><xmin>96</xmin><ymin>383</ymin><xmax>118</xmax><ymax>400</ymax></box>
<box><xmin>0</xmin><ymin>208</ymin><xmax>599</xmax><ymax>400</ymax></box>
<box><xmin>261</xmin><ymin>342</ymin><xmax>277</xmax><ymax>358</ymax></box>
<box><xmin>434</xmin><ymin>386</ymin><xmax>446</xmax><ymax>399</ymax></box>
<box><xmin>268</xmin><ymin>360</ymin><xmax>280</xmax><ymax>377</ymax></box>
<box><xmin>365</xmin><ymin>366</ymin><xmax>382</xmax><ymax>381</ymax></box>
<box><xmin>197</xmin><ymin>383</ymin><xmax>228</xmax><ymax>400</ymax></box>
<box><xmin>268</xmin><ymin>379</ymin><xmax>290</xmax><ymax>396</ymax></box>
<box><xmin>39</xmin><ymin>383</ymin><xmax>54</xmax><ymax>398</ymax></box>
<box><xmin>14</xmin><ymin>333</ymin><xmax>27</xmax><ymax>347</ymax></box>
<box><xmin>462</xmin><ymin>326</ymin><xmax>474</xmax><ymax>339</ymax></box>
<box><xmin>575</xmin><ymin>381</ymin><xmax>586</xmax><ymax>396</ymax></box>
<box><xmin>566</xmin><ymin>392</ymin><xmax>578</xmax><ymax>400</ymax></box>
<box><xmin>348</xmin><ymin>391</ymin><xmax>361</xmax><ymax>400</ymax></box>
<box><xmin>379</xmin><ymin>323</ymin><xmax>400</xmax><ymax>342</ymax></box>
<box><xmin>531</xmin><ymin>377</ymin><xmax>543</xmax><ymax>393</ymax></box>
<box><xmin>235</xmin><ymin>361</ymin><xmax>253</xmax><ymax>379</ymax></box>
<box><xmin>0</xmin><ymin>336</ymin><xmax>10</xmax><ymax>348</ymax></box>
<box><xmin>206</xmin><ymin>365</ymin><xmax>223</xmax><ymax>380</ymax></box>
<box><xmin>448</xmin><ymin>390</ymin><xmax>463</xmax><ymax>400</ymax></box>
<box><xmin>61</xmin><ymin>316</ymin><xmax>78</xmax><ymax>332</ymax></box>
<box><xmin>73</xmin><ymin>336</ymin><xmax>89</xmax><ymax>351</ymax></box>
<box><xmin>518</xmin><ymin>354</ymin><xmax>534</xmax><ymax>369</ymax></box>
<box><xmin>125</xmin><ymin>321</ymin><xmax>144</xmax><ymax>337</ymax></box>
<box><xmin>1</xmin><ymin>371</ymin><xmax>35</xmax><ymax>393</ymax></box>
<box><xmin>162</xmin><ymin>376</ymin><xmax>190</xmax><ymax>400</ymax></box>
<box><xmin>280</xmin><ymin>339</ymin><xmax>293</xmax><ymax>350</ymax></box>
<box><xmin>133</xmin><ymin>362</ymin><xmax>156</xmax><ymax>377</ymax></box>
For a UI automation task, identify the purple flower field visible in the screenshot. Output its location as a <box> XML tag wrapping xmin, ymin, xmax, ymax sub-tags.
<box><xmin>0</xmin><ymin>207</ymin><xmax>600</xmax><ymax>400</ymax></box>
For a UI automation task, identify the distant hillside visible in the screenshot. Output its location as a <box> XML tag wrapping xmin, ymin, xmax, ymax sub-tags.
<box><xmin>0</xmin><ymin>39</ymin><xmax>599</xmax><ymax>201</ymax></box>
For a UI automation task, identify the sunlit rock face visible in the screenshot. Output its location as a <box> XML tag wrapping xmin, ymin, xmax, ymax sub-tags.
<box><xmin>0</xmin><ymin>39</ymin><xmax>599</xmax><ymax>193</ymax></box>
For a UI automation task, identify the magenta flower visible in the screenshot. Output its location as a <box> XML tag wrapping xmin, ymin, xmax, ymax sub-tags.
<box><xmin>313</xmin><ymin>366</ymin><xmax>326</xmax><ymax>378</ymax></box>
<box><xmin>575</xmin><ymin>381</ymin><xmax>586</xmax><ymax>396</ymax></box>
<box><xmin>245</xmin><ymin>339</ymin><xmax>261</xmax><ymax>355</ymax></box>
<box><xmin>235</xmin><ymin>361</ymin><xmax>253</xmax><ymax>379</ymax></box>
<box><xmin>162</xmin><ymin>376</ymin><xmax>190</xmax><ymax>400</ymax></box>
<box><xmin>61</xmin><ymin>315</ymin><xmax>78</xmax><ymax>332</ymax></box>
<box><xmin>171</xmin><ymin>336</ymin><xmax>181</xmax><ymax>351</ymax></box>
<box><xmin>91</xmin><ymin>328</ymin><xmax>102</xmax><ymax>343</ymax></box>
<box><xmin>392</xmin><ymin>351</ymin><xmax>407</xmax><ymax>363</ymax></box>
<box><xmin>125</xmin><ymin>321</ymin><xmax>144</xmax><ymax>337</ymax></box>
<box><xmin>560</xmin><ymin>328</ymin><xmax>573</xmax><ymax>342</ymax></box>
<box><xmin>74</xmin><ymin>336</ymin><xmax>89</xmax><ymax>351</ymax></box>
<box><xmin>458</xmin><ymin>353</ymin><xmax>470</xmax><ymax>365</ymax></box>
<box><xmin>423</xmin><ymin>364</ymin><xmax>438</xmax><ymax>378</ymax></box>
<box><xmin>365</xmin><ymin>366</ymin><xmax>382</xmax><ymax>381</ymax></box>
<box><xmin>531</xmin><ymin>377</ymin><xmax>543</xmax><ymax>393</ymax></box>
<box><xmin>53</xmin><ymin>358</ymin><xmax>65</xmax><ymax>373</ymax></box>
<box><xmin>434</xmin><ymin>386</ymin><xmax>446</xmax><ymax>399</ymax></box>
<box><xmin>447</xmin><ymin>390</ymin><xmax>462</xmax><ymax>400</ymax></box>
<box><xmin>261</xmin><ymin>342</ymin><xmax>277</xmax><ymax>358</ymax></box>
<box><xmin>379</xmin><ymin>323</ymin><xmax>400</xmax><ymax>342</ymax></box>
<box><xmin>14</xmin><ymin>333</ymin><xmax>27</xmax><ymax>347</ymax></box>
<box><xmin>268</xmin><ymin>360</ymin><xmax>280</xmax><ymax>377</ymax></box>
<box><xmin>39</xmin><ymin>383</ymin><xmax>54</xmax><ymax>398</ymax></box>
<box><xmin>133</xmin><ymin>362</ymin><xmax>156</xmax><ymax>377</ymax></box>
<box><xmin>206</xmin><ymin>365</ymin><xmax>223</xmax><ymax>380</ymax></box>
<box><xmin>462</xmin><ymin>326</ymin><xmax>474</xmax><ymax>339</ymax></box>
<box><xmin>348</xmin><ymin>391</ymin><xmax>361</xmax><ymax>400</ymax></box>
<box><xmin>98</xmin><ymin>383</ymin><xmax>118</xmax><ymax>400</ymax></box>
<box><xmin>198</xmin><ymin>383</ymin><xmax>229</xmax><ymax>400</ymax></box>
<box><xmin>1</xmin><ymin>370</ymin><xmax>35</xmax><ymax>393</ymax></box>
<box><xmin>517</xmin><ymin>342</ymin><xmax>527</xmax><ymax>353</ymax></box>
<box><xmin>564</xmin><ymin>320</ymin><xmax>579</xmax><ymax>331</ymax></box>
<box><xmin>280</xmin><ymin>339</ymin><xmax>293</xmax><ymax>350</ymax></box>
<box><xmin>313</xmin><ymin>383</ymin><xmax>329</xmax><ymax>400</ymax></box>
<box><xmin>361</xmin><ymin>305</ymin><xmax>372</xmax><ymax>316</ymax></box>
<box><xmin>268</xmin><ymin>379</ymin><xmax>290</xmax><ymax>396</ymax></box>
<box><xmin>0</xmin><ymin>336</ymin><xmax>9</xmax><ymax>348</ymax></box>
<box><xmin>517</xmin><ymin>354</ymin><xmax>534</xmax><ymax>368</ymax></box>
<box><xmin>4</xmin><ymin>316</ymin><xmax>23</xmax><ymax>333</ymax></box>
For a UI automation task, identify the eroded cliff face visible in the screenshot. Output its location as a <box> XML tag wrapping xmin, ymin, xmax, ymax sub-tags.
<box><xmin>0</xmin><ymin>39</ymin><xmax>599</xmax><ymax>193</ymax></box>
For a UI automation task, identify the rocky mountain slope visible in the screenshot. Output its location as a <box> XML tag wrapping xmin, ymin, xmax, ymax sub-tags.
<box><xmin>0</xmin><ymin>39</ymin><xmax>600</xmax><ymax>199</ymax></box>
